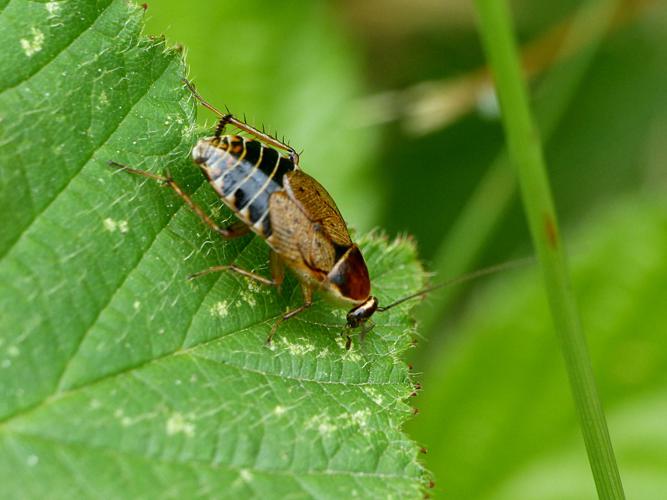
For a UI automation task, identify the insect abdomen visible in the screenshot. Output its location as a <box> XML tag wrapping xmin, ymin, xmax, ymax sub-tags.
<box><xmin>194</xmin><ymin>135</ymin><xmax>296</xmax><ymax>237</ymax></box>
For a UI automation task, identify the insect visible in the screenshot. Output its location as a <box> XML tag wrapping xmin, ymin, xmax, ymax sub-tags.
<box><xmin>109</xmin><ymin>80</ymin><xmax>526</xmax><ymax>348</ymax></box>
<box><xmin>109</xmin><ymin>80</ymin><xmax>388</xmax><ymax>347</ymax></box>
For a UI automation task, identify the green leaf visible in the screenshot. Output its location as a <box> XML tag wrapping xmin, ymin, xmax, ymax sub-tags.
<box><xmin>411</xmin><ymin>195</ymin><xmax>667</xmax><ymax>499</ymax></box>
<box><xmin>0</xmin><ymin>1</ymin><xmax>427</xmax><ymax>497</ymax></box>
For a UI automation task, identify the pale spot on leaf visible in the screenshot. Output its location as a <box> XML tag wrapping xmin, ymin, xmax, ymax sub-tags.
<box><xmin>273</xmin><ymin>405</ymin><xmax>286</xmax><ymax>416</ymax></box>
<box><xmin>166</xmin><ymin>413</ymin><xmax>195</xmax><ymax>437</ymax></box>
<box><xmin>362</xmin><ymin>387</ymin><xmax>384</xmax><ymax>406</ymax></box>
<box><xmin>45</xmin><ymin>2</ymin><xmax>61</xmax><ymax>15</ymax></box>
<box><xmin>306</xmin><ymin>413</ymin><xmax>338</xmax><ymax>435</ymax></box>
<box><xmin>103</xmin><ymin>218</ymin><xmax>129</xmax><ymax>234</ymax></box>
<box><xmin>278</xmin><ymin>337</ymin><xmax>315</xmax><ymax>356</ymax></box>
<box><xmin>20</xmin><ymin>28</ymin><xmax>44</xmax><ymax>57</ymax></box>
<box><xmin>210</xmin><ymin>300</ymin><xmax>229</xmax><ymax>318</ymax></box>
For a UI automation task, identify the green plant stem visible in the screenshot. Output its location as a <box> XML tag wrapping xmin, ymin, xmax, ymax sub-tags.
<box><xmin>473</xmin><ymin>1</ymin><xmax>625</xmax><ymax>498</ymax></box>
<box><xmin>419</xmin><ymin>0</ymin><xmax>621</xmax><ymax>341</ymax></box>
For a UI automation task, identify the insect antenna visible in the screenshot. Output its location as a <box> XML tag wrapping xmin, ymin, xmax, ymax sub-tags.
<box><xmin>377</xmin><ymin>257</ymin><xmax>534</xmax><ymax>313</ymax></box>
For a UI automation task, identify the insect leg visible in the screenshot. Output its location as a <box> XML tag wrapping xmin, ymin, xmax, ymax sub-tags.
<box><xmin>225</xmin><ymin>116</ymin><xmax>300</xmax><ymax>166</ymax></box>
<box><xmin>108</xmin><ymin>161</ymin><xmax>248</xmax><ymax>239</ymax></box>
<box><xmin>269</xmin><ymin>250</ymin><xmax>285</xmax><ymax>289</ymax></box>
<box><xmin>340</xmin><ymin>321</ymin><xmax>374</xmax><ymax>351</ymax></box>
<box><xmin>187</xmin><ymin>264</ymin><xmax>276</xmax><ymax>285</ymax></box>
<box><xmin>183</xmin><ymin>79</ymin><xmax>300</xmax><ymax>165</ymax></box>
<box><xmin>266</xmin><ymin>283</ymin><xmax>313</xmax><ymax>345</ymax></box>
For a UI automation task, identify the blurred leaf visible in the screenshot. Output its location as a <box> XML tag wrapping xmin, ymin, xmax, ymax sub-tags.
<box><xmin>493</xmin><ymin>391</ymin><xmax>667</xmax><ymax>499</ymax></box>
<box><xmin>0</xmin><ymin>1</ymin><xmax>427</xmax><ymax>497</ymax></box>
<box><xmin>410</xmin><ymin>195</ymin><xmax>667</xmax><ymax>498</ymax></box>
<box><xmin>378</xmin><ymin>7</ymin><xmax>667</xmax><ymax>261</ymax></box>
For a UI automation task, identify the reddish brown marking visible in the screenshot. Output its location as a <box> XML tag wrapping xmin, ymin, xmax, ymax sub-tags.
<box><xmin>412</xmin><ymin>407</ymin><xmax>420</xmax><ymax>415</ymax></box>
<box><xmin>544</xmin><ymin>213</ymin><xmax>558</xmax><ymax>249</ymax></box>
<box><xmin>428</xmin><ymin>480</ymin><xmax>435</xmax><ymax>489</ymax></box>
<box><xmin>420</xmin><ymin>447</ymin><xmax>428</xmax><ymax>454</ymax></box>
<box><xmin>141</xmin><ymin>3</ymin><xmax>148</xmax><ymax>10</ymax></box>
<box><xmin>327</xmin><ymin>245</ymin><xmax>371</xmax><ymax>301</ymax></box>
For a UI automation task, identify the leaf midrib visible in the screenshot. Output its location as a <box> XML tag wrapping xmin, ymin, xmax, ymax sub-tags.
<box><xmin>0</xmin><ymin>241</ymin><xmax>412</xmax><ymax>432</ymax></box>
<box><xmin>0</xmin><ymin>67</ymin><xmax>195</xmax><ymax>429</ymax></box>
<box><xmin>0</xmin><ymin>290</ymin><xmax>399</xmax><ymax>430</ymax></box>
<box><xmin>6</xmin><ymin>431</ymin><xmax>416</xmax><ymax>481</ymax></box>
<box><xmin>51</xmin><ymin>175</ymin><xmax>245</xmax><ymax>393</ymax></box>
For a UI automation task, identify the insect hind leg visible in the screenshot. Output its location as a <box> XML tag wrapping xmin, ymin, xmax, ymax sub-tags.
<box><xmin>183</xmin><ymin>78</ymin><xmax>300</xmax><ymax>165</ymax></box>
<box><xmin>227</xmin><ymin>116</ymin><xmax>300</xmax><ymax>166</ymax></box>
<box><xmin>107</xmin><ymin>161</ymin><xmax>248</xmax><ymax>239</ymax></box>
<box><xmin>187</xmin><ymin>264</ymin><xmax>276</xmax><ymax>285</ymax></box>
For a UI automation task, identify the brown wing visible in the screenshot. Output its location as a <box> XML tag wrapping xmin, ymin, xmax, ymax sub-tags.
<box><xmin>268</xmin><ymin>191</ymin><xmax>337</xmax><ymax>276</ymax></box>
<box><xmin>282</xmin><ymin>170</ymin><xmax>352</xmax><ymax>248</ymax></box>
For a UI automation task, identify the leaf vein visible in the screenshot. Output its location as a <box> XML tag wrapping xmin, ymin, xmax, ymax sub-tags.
<box><xmin>0</xmin><ymin>23</ymin><xmax>172</xmax><ymax>261</ymax></box>
<box><xmin>0</xmin><ymin>0</ymin><xmax>115</xmax><ymax>94</ymax></box>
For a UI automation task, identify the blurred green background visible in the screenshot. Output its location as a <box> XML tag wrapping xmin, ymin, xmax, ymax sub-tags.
<box><xmin>146</xmin><ymin>0</ymin><xmax>666</xmax><ymax>497</ymax></box>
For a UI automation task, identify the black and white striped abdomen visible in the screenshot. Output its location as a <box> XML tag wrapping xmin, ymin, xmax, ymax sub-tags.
<box><xmin>192</xmin><ymin>135</ymin><xmax>296</xmax><ymax>237</ymax></box>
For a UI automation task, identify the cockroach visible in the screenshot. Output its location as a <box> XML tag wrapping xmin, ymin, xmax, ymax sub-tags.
<box><xmin>109</xmin><ymin>80</ymin><xmax>527</xmax><ymax>348</ymax></box>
